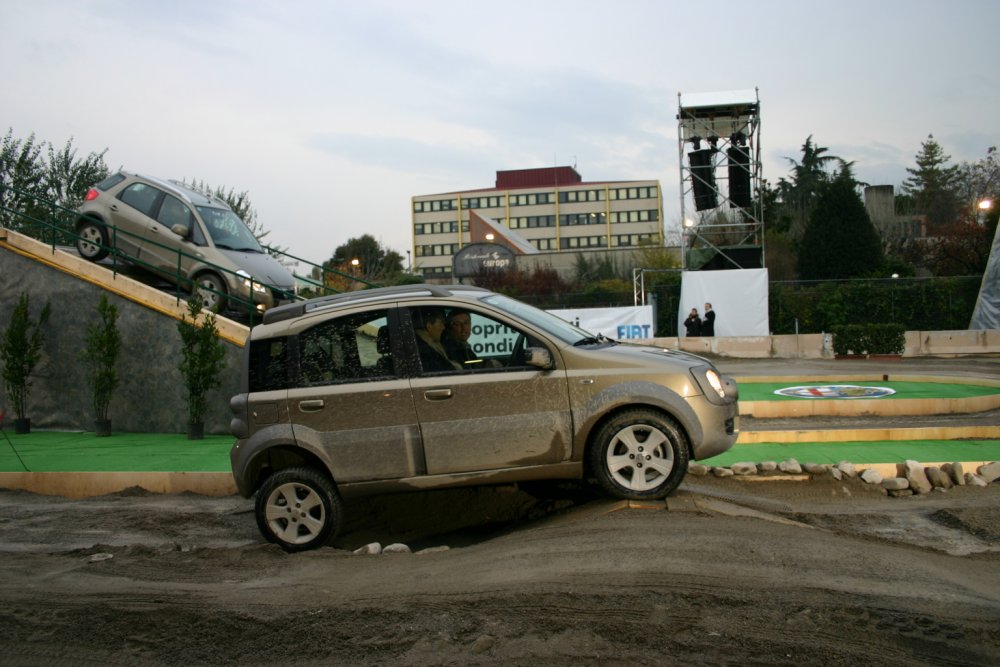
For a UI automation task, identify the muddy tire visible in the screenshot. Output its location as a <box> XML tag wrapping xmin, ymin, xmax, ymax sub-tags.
<box><xmin>590</xmin><ymin>409</ymin><xmax>689</xmax><ymax>500</ymax></box>
<box><xmin>254</xmin><ymin>467</ymin><xmax>342</xmax><ymax>552</ymax></box>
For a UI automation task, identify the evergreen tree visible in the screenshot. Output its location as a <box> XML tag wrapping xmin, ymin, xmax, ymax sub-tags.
<box><xmin>901</xmin><ymin>135</ymin><xmax>961</xmax><ymax>228</ymax></box>
<box><xmin>798</xmin><ymin>172</ymin><xmax>883</xmax><ymax>280</ymax></box>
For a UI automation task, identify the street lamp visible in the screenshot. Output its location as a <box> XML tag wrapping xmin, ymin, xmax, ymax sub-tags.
<box><xmin>978</xmin><ymin>199</ymin><xmax>993</xmax><ymax>225</ymax></box>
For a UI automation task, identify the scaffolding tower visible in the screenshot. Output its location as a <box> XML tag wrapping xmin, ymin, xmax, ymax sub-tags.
<box><xmin>677</xmin><ymin>89</ymin><xmax>763</xmax><ymax>271</ymax></box>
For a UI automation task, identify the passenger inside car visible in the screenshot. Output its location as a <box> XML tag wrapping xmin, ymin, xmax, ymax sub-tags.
<box><xmin>413</xmin><ymin>308</ymin><xmax>462</xmax><ymax>373</ymax></box>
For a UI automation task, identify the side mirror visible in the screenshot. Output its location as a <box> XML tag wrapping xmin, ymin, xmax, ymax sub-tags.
<box><xmin>171</xmin><ymin>224</ymin><xmax>189</xmax><ymax>238</ymax></box>
<box><xmin>525</xmin><ymin>347</ymin><xmax>555</xmax><ymax>370</ymax></box>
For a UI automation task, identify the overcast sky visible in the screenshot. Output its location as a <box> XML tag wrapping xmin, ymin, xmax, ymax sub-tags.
<box><xmin>3</xmin><ymin>0</ymin><xmax>997</xmax><ymax>269</ymax></box>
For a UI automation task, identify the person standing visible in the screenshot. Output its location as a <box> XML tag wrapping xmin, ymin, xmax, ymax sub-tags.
<box><xmin>702</xmin><ymin>303</ymin><xmax>716</xmax><ymax>337</ymax></box>
<box><xmin>683</xmin><ymin>308</ymin><xmax>702</xmax><ymax>337</ymax></box>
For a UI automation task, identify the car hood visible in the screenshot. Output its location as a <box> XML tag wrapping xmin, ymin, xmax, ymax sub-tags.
<box><xmin>568</xmin><ymin>340</ymin><xmax>717</xmax><ymax>371</ymax></box>
<box><xmin>219</xmin><ymin>249</ymin><xmax>295</xmax><ymax>289</ymax></box>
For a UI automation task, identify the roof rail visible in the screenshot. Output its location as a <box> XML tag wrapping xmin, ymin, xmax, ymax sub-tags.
<box><xmin>261</xmin><ymin>283</ymin><xmax>485</xmax><ymax>325</ymax></box>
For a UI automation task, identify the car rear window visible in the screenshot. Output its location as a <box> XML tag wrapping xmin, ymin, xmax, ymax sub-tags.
<box><xmin>95</xmin><ymin>173</ymin><xmax>127</xmax><ymax>191</ymax></box>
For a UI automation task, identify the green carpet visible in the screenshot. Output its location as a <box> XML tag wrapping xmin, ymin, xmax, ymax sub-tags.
<box><xmin>0</xmin><ymin>432</ymin><xmax>233</xmax><ymax>473</ymax></box>
<box><xmin>0</xmin><ymin>431</ymin><xmax>997</xmax><ymax>474</ymax></box>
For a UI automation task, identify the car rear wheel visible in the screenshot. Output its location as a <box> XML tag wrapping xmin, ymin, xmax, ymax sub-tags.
<box><xmin>590</xmin><ymin>410</ymin><xmax>689</xmax><ymax>500</ymax></box>
<box><xmin>76</xmin><ymin>218</ymin><xmax>110</xmax><ymax>261</ymax></box>
<box><xmin>254</xmin><ymin>467</ymin><xmax>343</xmax><ymax>552</ymax></box>
<box><xmin>194</xmin><ymin>273</ymin><xmax>227</xmax><ymax>313</ymax></box>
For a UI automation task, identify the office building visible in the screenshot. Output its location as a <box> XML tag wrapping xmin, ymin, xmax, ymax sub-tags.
<box><xmin>412</xmin><ymin>166</ymin><xmax>663</xmax><ymax>279</ymax></box>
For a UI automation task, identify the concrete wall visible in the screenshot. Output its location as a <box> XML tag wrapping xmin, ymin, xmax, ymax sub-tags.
<box><xmin>648</xmin><ymin>329</ymin><xmax>1000</xmax><ymax>359</ymax></box>
<box><xmin>0</xmin><ymin>231</ymin><xmax>244</xmax><ymax>435</ymax></box>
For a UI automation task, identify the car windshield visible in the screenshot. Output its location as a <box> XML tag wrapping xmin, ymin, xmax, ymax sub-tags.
<box><xmin>197</xmin><ymin>206</ymin><xmax>264</xmax><ymax>252</ymax></box>
<box><xmin>481</xmin><ymin>293</ymin><xmax>597</xmax><ymax>345</ymax></box>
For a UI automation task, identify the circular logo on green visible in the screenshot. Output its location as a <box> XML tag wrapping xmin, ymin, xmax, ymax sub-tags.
<box><xmin>774</xmin><ymin>385</ymin><xmax>896</xmax><ymax>399</ymax></box>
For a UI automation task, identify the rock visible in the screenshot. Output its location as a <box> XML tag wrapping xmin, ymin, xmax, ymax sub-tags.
<box><xmin>687</xmin><ymin>463</ymin><xmax>710</xmax><ymax>476</ymax></box>
<box><xmin>779</xmin><ymin>459</ymin><xmax>802</xmax><ymax>474</ymax></box>
<box><xmin>830</xmin><ymin>468</ymin><xmax>843</xmax><ymax>481</ymax></box>
<box><xmin>835</xmin><ymin>461</ymin><xmax>857</xmax><ymax>478</ymax></box>
<box><xmin>948</xmin><ymin>462</ymin><xmax>966</xmax><ymax>486</ymax></box>
<box><xmin>471</xmin><ymin>635</ymin><xmax>496</xmax><ymax>654</ymax></box>
<box><xmin>354</xmin><ymin>542</ymin><xmax>382</xmax><ymax>555</ymax></box>
<box><xmin>965</xmin><ymin>473</ymin><xmax>988</xmax><ymax>487</ymax></box>
<box><xmin>882</xmin><ymin>477</ymin><xmax>909</xmax><ymax>491</ymax></box>
<box><xmin>977</xmin><ymin>461</ymin><xmax>1000</xmax><ymax>484</ymax></box>
<box><xmin>889</xmin><ymin>489</ymin><xmax>914</xmax><ymax>498</ymax></box>
<box><xmin>904</xmin><ymin>460</ymin><xmax>932</xmax><ymax>495</ymax></box>
<box><xmin>757</xmin><ymin>461</ymin><xmax>778</xmax><ymax>473</ymax></box>
<box><xmin>383</xmin><ymin>543</ymin><xmax>412</xmax><ymax>554</ymax></box>
<box><xmin>712</xmin><ymin>467</ymin><xmax>734</xmax><ymax>478</ymax></box>
<box><xmin>860</xmin><ymin>468</ymin><xmax>883</xmax><ymax>485</ymax></box>
<box><xmin>88</xmin><ymin>552</ymin><xmax>114</xmax><ymax>563</ymax></box>
<box><xmin>730</xmin><ymin>462</ymin><xmax>758</xmax><ymax>476</ymax></box>
<box><xmin>416</xmin><ymin>546</ymin><xmax>451</xmax><ymax>555</ymax></box>
<box><xmin>925</xmin><ymin>466</ymin><xmax>953</xmax><ymax>490</ymax></box>
<box><xmin>803</xmin><ymin>463</ymin><xmax>828</xmax><ymax>475</ymax></box>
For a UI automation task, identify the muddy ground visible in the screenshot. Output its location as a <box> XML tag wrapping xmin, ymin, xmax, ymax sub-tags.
<box><xmin>0</xmin><ymin>477</ymin><xmax>998</xmax><ymax>666</ymax></box>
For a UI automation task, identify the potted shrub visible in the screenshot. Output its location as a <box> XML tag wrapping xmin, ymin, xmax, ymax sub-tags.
<box><xmin>177</xmin><ymin>295</ymin><xmax>226</xmax><ymax>440</ymax></box>
<box><xmin>0</xmin><ymin>294</ymin><xmax>51</xmax><ymax>434</ymax></box>
<box><xmin>79</xmin><ymin>294</ymin><xmax>121</xmax><ymax>436</ymax></box>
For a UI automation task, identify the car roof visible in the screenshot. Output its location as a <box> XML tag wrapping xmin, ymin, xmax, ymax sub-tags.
<box><xmin>261</xmin><ymin>284</ymin><xmax>492</xmax><ymax>325</ymax></box>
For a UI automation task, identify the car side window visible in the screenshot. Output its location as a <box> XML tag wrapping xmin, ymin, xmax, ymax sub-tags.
<box><xmin>248</xmin><ymin>336</ymin><xmax>290</xmax><ymax>392</ymax></box>
<box><xmin>158</xmin><ymin>195</ymin><xmax>194</xmax><ymax>231</ymax></box>
<box><xmin>297</xmin><ymin>309</ymin><xmax>392</xmax><ymax>386</ymax></box>
<box><xmin>441</xmin><ymin>308</ymin><xmax>545</xmax><ymax>372</ymax></box>
<box><xmin>118</xmin><ymin>183</ymin><xmax>161</xmax><ymax>217</ymax></box>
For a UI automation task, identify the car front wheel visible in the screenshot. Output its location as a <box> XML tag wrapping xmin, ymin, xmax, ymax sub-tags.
<box><xmin>76</xmin><ymin>218</ymin><xmax>110</xmax><ymax>261</ymax></box>
<box><xmin>194</xmin><ymin>273</ymin><xmax>228</xmax><ymax>313</ymax></box>
<box><xmin>254</xmin><ymin>467</ymin><xmax>343</xmax><ymax>552</ymax></box>
<box><xmin>590</xmin><ymin>410</ymin><xmax>689</xmax><ymax>500</ymax></box>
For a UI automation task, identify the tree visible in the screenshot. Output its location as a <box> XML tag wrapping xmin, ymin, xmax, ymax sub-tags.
<box><xmin>177</xmin><ymin>296</ymin><xmax>226</xmax><ymax>439</ymax></box>
<box><xmin>953</xmin><ymin>146</ymin><xmax>999</xmax><ymax>224</ymax></box>
<box><xmin>1</xmin><ymin>129</ymin><xmax>110</xmax><ymax>237</ymax></box>
<box><xmin>44</xmin><ymin>139</ymin><xmax>110</xmax><ymax>213</ymax></box>
<box><xmin>0</xmin><ymin>294</ymin><xmax>51</xmax><ymax>431</ymax></box>
<box><xmin>326</xmin><ymin>234</ymin><xmax>404</xmax><ymax>284</ymax></box>
<box><xmin>776</xmin><ymin>136</ymin><xmax>843</xmax><ymax>240</ymax></box>
<box><xmin>798</xmin><ymin>171</ymin><xmax>884</xmax><ymax>280</ymax></box>
<box><xmin>905</xmin><ymin>220</ymin><xmax>992</xmax><ymax>276</ymax></box>
<box><xmin>0</xmin><ymin>130</ymin><xmax>45</xmax><ymax>232</ymax></box>
<box><xmin>79</xmin><ymin>294</ymin><xmax>121</xmax><ymax>435</ymax></box>
<box><xmin>901</xmin><ymin>135</ymin><xmax>961</xmax><ymax>229</ymax></box>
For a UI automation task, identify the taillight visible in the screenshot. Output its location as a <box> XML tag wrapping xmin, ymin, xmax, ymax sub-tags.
<box><xmin>84</xmin><ymin>188</ymin><xmax>100</xmax><ymax>201</ymax></box>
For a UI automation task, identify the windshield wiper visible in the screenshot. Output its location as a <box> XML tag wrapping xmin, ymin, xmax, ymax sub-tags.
<box><xmin>574</xmin><ymin>334</ymin><xmax>616</xmax><ymax>347</ymax></box>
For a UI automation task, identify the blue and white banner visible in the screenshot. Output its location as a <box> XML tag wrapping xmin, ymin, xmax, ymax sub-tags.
<box><xmin>547</xmin><ymin>306</ymin><xmax>655</xmax><ymax>341</ymax></box>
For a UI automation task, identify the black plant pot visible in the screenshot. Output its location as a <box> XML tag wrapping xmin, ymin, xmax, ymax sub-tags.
<box><xmin>13</xmin><ymin>418</ymin><xmax>30</xmax><ymax>435</ymax></box>
<box><xmin>94</xmin><ymin>419</ymin><xmax>112</xmax><ymax>437</ymax></box>
<box><xmin>187</xmin><ymin>422</ymin><xmax>204</xmax><ymax>440</ymax></box>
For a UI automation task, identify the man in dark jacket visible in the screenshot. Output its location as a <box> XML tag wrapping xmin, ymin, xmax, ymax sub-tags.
<box><xmin>702</xmin><ymin>303</ymin><xmax>716</xmax><ymax>337</ymax></box>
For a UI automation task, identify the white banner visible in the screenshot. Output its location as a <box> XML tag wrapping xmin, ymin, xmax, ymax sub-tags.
<box><xmin>547</xmin><ymin>306</ymin><xmax>655</xmax><ymax>341</ymax></box>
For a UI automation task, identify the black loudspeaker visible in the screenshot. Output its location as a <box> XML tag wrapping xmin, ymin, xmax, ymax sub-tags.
<box><xmin>688</xmin><ymin>149</ymin><xmax>718</xmax><ymax>211</ymax></box>
<box><xmin>727</xmin><ymin>145</ymin><xmax>752</xmax><ymax>208</ymax></box>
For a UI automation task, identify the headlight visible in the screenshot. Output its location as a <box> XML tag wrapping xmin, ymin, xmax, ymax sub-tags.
<box><xmin>237</xmin><ymin>270</ymin><xmax>269</xmax><ymax>294</ymax></box>
<box><xmin>691</xmin><ymin>366</ymin><xmax>736</xmax><ymax>405</ymax></box>
<box><xmin>704</xmin><ymin>368</ymin><xmax>726</xmax><ymax>399</ymax></box>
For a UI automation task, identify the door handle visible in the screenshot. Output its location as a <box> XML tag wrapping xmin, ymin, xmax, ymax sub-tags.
<box><xmin>423</xmin><ymin>389</ymin><xmax>453</xmax><ymax>401</ymax></box>
<box><xmin>298</xmin><ymin>399</ymin><xmax>325</xmax><ymax>412</ymax></box>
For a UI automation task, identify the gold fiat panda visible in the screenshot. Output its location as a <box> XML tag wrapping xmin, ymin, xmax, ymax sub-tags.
<box><xmin>230</xmin><ymin>284</ymin><xmax>739</xmax><ymax>551</ymax></box>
